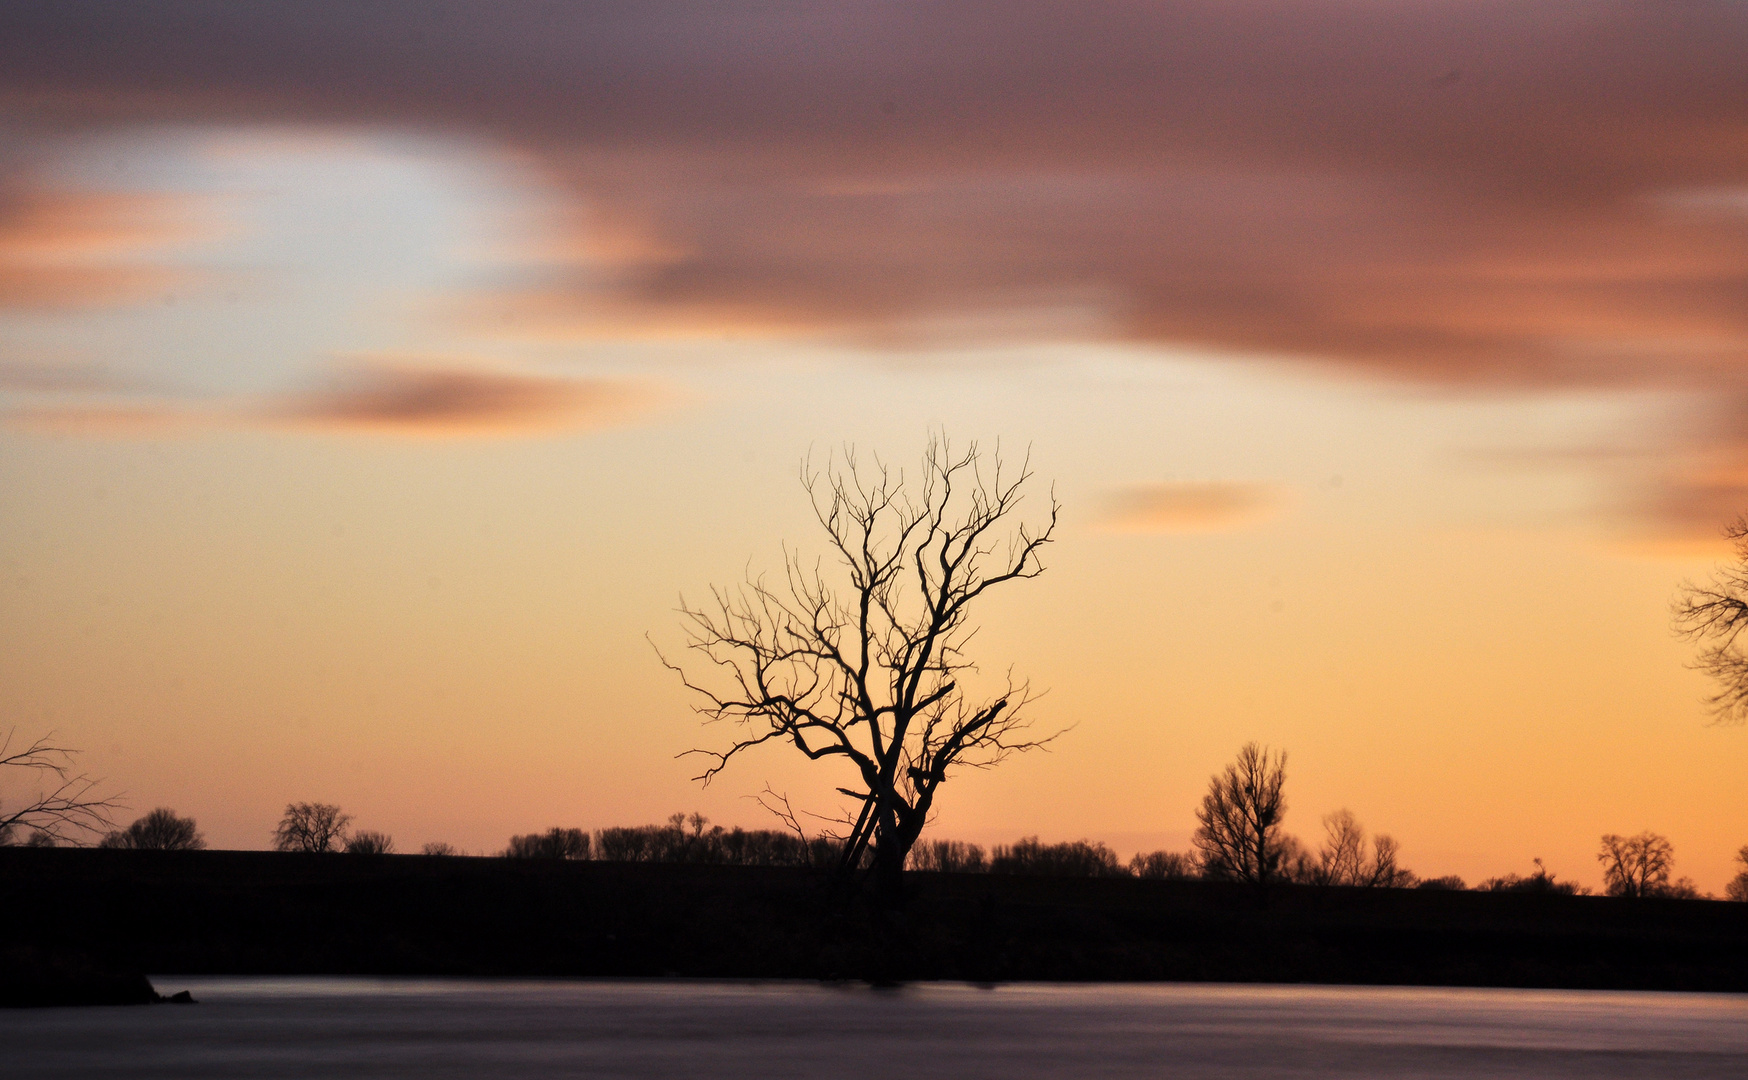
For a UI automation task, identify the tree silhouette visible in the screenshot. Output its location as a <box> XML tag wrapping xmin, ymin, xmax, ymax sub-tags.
<box><xmin>0</xmin><ymin>728</ymin><xmax>117</xmax><ymax>846</ymax></box>
<box><xmin>1308</xmin><ymin>809</ymin><xmax>1416</xmax><ymax>887</ymax></box>
<box><xmin>663</xmin><ymin>435</ymin><xmax>1059</xmax><ymax>902</ymax></box>
<box><xmin>272</xmin><ymin>802</ymin><xmax>351</xmax><ymax>853</ymax></box>
<box><xmin>1597</xmin><ymin>831</ymin><xmax>1675</xmax><ymax>897</ymax></box>
<box><xmin>1674</xmin><ymin>517</ymin><xmax>1748</xmax><ymax>722</ymax></box>
<box><xmin>1727</xmin><ymin>845</ymin><xmax>1748</xmax><ymax>902</ymax></box>
<box><xmin>99</xmin><ymin>807</ymin><xmax>204</xmax><ymax>851</ymax></box>
<box><xmin>1193</xmin><ymin>743</ymin><xmax>1291</xmax><ymax>886</ymax></box>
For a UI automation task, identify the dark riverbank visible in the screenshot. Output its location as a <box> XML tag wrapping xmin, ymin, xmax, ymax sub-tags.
<box><xmin>4</xmin><ymin>848</ymin><xmax>1747</xmax><ymax>993</ymax></box>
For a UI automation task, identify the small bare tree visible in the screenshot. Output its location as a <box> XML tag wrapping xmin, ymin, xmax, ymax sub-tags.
<box><xmin>1309</xmin><ymin>809</ymin><xmax>1416</xmax><ymax>887</ymax></box>
<box><xmin>272</xmin><ymin>802</ymin><xmax>351</xmax><ymax>853</ymax></box>
<box><xmin>1727</xmin><ymin>845</ymin><xmax>1748</xmax><ymax>902</ymax></box>
<box><xmin>1674</xmin><ymin>518</ymin><xmax>1748</xmax><ymax>722</ymax></box>
<box><xmin>0</xmin><ymin>728</ymin><xmax>118</xmax><ymax>846</ymax></box>
<box><xmin>1193</xmin><ymin>743</ymin><xmax>1291</xmax><ymax>886</ymax></box>
<box><xmin>1315</xmin><ymin>809</ymin><xmax>1366</xmax><ymax>885</ymax></box>
<box><xmin>662</xmin><ymin>435</ymin><xmax>1059</xmax><ymax>902</ymax></box>
<box><xmin>1597</xmin><ymin>831</ymin><xmax>1675</xmax><ymax>897</ymax></box>
<box><xmin>99</xmin><ymin>807</ymin><xmax>204</xmax><ymax>851</ymax></box>
<box><xmin>1366</xmin><ymin>834</ymin><xmax>1416</xmax><ymax>888</ymax></box>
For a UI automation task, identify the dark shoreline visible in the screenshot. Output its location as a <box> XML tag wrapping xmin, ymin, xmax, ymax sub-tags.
<box><xmin>5</xmin><ymin>848</ymin><xmax>1747</xmax><ymax>1003</ymax></box>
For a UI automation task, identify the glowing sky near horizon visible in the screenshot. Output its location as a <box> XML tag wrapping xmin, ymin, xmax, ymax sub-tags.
<box><xmin>2</xmin><ymin>2</ymin><xmax>1747</xmax><ymax>891</ymax></box>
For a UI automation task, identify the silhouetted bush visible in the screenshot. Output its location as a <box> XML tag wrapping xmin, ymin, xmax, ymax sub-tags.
<box><xmin>1416</xmin><ymin>875</ymin><xmax>1467</xmax><ymax>891</ymax></box>
<box><xmin>713</xmin><ymin>825</ymin><xmax>836</xmax><ymax>867</ymax></box>
<box><xmin>99</xmin><ymin>807</ymin><xmax>205</xmax><ymax>851</ymax></box>
<box><xmin>989</xmin><ymin>837</ymin><xmax>1125</xmax><ymax>877</ymax></box>
<box><xmin>1128</xmin><ymin>850</ymin><xmax>1199</xmax><ymax>880</ymax></box>
<box><xmin>344</xmin><ymin>831</ymin><xmax>395</xmax><ymax>855</ymax></box>
<box><xmin>504</xmin><ymin>827</ymin><xmax>590</xmax><ymax>860</ymax></box>
<box><xmin>1661</xmin><ymin>877</ymin><xmax>1704</xmax><ymax>899</ymax></box>
<box><xmin>908</xmin><ymin>839</ymin><xmax>987</xmax><ymax>873</ymax></box>
<box><xmin>591</xmin><ymin>814</ymin><xmax>837</xmax><ymax>867</ymax></box>
<box><xmin>420</xmin><ymin>842</ymin><xmax>461</xmax><ymax>857</ymax></box>
<box><xmin>1479</xmin><ymin>859</ymin><xmax>1588</xmax><ymax>895</ymax></box>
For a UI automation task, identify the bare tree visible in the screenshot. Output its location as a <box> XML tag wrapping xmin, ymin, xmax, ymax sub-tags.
<box><xmin>1366</xmin><ymin>834</ymin><xmax>1417</xmax><ymax>888</ymax></box>
<box><xmin>1193</xmin><ymin>743</ymin><xmax>1291</xmax><ymax>886</ymax></box>
<box><xmin>1314</xmin><ymin>809</ymin><xmax>1366</xmax><ymax>885</ymax></box>
<box><xmin>99</xmin><ymin>807</ymin><xmax>204</xmax><ymax>851</ymax></box>
<box><xmin>0</xmin><ymin>728</ymin><xmax>118</xmax><ymax>846</ymax></box>
<box><xmin>421</xmin><ymin>841</ymin><xmax>461</xmax><ymax>857</ymax></box>
<box><xmin>1308</xmin><ymin>809</ymin><xmax>1416</xmax><ymax>887</ymax></box>
<box><xmin>662</xmin><ymin>435</ymin><xmax>1060</xmax><ymax>902</ymax></box>
<box><xmin>1597</xmin><ymin>831</ymin><xmax>1675</xmax><ymax>897</ymax></box>
<box><xmin>1674</xmin><ymin>518</ymin><xmax>1748</xmax><ymax>722</ymax></box>
<box><xmin>1726</xmin><ymin>845</ymin><xmax>1748</xmax><ymax>902</ymax></box>
<box><xmin>272</xmin><ymin>802</ymin><xmax>351</xmax><ymax>853</ymax></box>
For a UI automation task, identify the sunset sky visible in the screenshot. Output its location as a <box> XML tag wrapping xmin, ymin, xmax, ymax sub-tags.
<box><xmin>3</xmin><ymin>1</ymin><xmax>1747</xmax><ymax>891</ymax></box>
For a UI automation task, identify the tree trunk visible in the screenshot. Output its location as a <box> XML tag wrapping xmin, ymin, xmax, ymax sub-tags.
<box><xmin>873</xmin><ymin>804</ymin><xmax>905</xmax><ymax>909</ymax></box>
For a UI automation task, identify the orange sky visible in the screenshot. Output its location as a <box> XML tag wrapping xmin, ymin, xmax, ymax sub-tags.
<box><xmin>1</xmin><ymin>2</ymin><xmax>1746</xmax><ymax>891</ymax></box>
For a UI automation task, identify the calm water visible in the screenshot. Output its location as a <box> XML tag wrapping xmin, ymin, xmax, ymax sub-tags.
<box><xmin>5</xmin><ymin>978</ymin><xmax>1747</xmax><ymax>1078</ymax></box>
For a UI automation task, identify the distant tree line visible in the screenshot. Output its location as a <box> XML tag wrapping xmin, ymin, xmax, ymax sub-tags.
<box><xmin>859</xmin><ymin>743</ymin><xmax>1741</xmax><ymax>897</ymax></box>
<box><xmin>16</xmin><ymin>757</ymin><xmax>1748</xmax><ymax>900</ymax></box>
<box><xmin>427</xmin><ymin>745</ymin><xmax>1748</xmax><ymax>896</ymax></box>
<box><xmin>503</xmin><ymin>813</ymin><xmax>842</xmax><ymax>867</ymax></box>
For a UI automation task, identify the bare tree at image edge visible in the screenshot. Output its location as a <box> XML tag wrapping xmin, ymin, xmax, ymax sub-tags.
<box><xmin>660</xmin><ymin>436</ymin><xmax>1061</xmax><ymax>903</ymax></box>
<box><xmin>0</xmin><ymin>728</ymin><xmax>119</xmax><ymax>846</ymax></box>
<box><xmin>1674</xmin><ymin>517</ymin><xmax>1748</xmax><ymax>723</ymax></box>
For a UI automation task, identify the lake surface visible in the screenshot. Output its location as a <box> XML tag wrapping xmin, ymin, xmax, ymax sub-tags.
<box><xmin>6</xmin><ymin>978</ymin><xmax>1748</xmax><ymax>1078</ymax></box>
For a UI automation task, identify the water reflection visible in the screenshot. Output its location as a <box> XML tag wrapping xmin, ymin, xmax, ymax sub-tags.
<box><xmin>6</xmin><ymin>979</ymin><xmax>1747</xmax><ymax>1078</ymax></box>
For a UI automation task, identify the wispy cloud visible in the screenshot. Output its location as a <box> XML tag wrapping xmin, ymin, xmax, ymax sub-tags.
<box><xmin>0</xmin><ymin>187</ymin><xmax>201</xmax><ymax>309</ymax></box>
<box><xmin>1096</xmin><ymin>482</ymin><xmax>1283</xmax><ymax>535</ymax></box>
<box><xmin>0</xmin><ymin>357</ymin><xmax>144</xmax><ymax>393</ymax></box>
<box><xmin>6</xmin><ymin>359</ymin><xmax>662</xmax><ymax>439</ymax></box>
<box><xmin>264</xmin><ymin>361</ymin><xmax>652</xmax><ymax>436</ymax></box>
<box><xmin>5</xmin><ymin>1</ymin><xmax>1748</xmax><ymax>529</ymax></box>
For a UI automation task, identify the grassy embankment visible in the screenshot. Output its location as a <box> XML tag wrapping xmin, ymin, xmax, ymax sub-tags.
<box><xmin>4</xmin><ymin>847</ymin><xmax>1747</xmax><ymax>1000</ymax></box>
